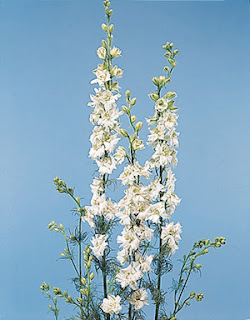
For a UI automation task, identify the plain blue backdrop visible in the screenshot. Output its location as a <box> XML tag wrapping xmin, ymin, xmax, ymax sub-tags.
<box><xmin>0</xmin><ymin>0</ymin><xmax>249</xmax><ymax>319</ymax></box>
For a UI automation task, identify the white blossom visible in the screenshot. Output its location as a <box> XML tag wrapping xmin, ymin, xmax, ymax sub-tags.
<box><xmin>128</xmin><ymin>289</ymin><xmax>149</xmax><ymax>311</ymax></box>
<box><xmin>101</xmin><ymin>294</ymin><xmax>122</xmax><ymax>315</ymax></box>
<box><xmin>116</xmin><ymin>264</ymin><xmax>142</xmax><ymax>290</ymax></box>
<box><xmin>97</xmin><ymin>46</ymin><xmax>107</xmax><ymax>60</ymax></box>
<box><xmin>90</xmin><ymin>234</ymin><xmax>108</xmax><ymax>258</ymax></box>
<box><xmin>161</xmin><ymin>222</ymin><xmax>182</xmax><ymax>254</ymax></box>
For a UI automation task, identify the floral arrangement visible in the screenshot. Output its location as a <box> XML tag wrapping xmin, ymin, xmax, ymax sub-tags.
<box><xmin>40</xmin><ymin>1</ymin><xmax>226</xmax><ymax>320</ymax></box>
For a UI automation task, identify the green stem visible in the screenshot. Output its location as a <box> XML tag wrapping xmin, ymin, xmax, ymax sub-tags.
<box><xmin>62</xmin><ymin>232</ymin><xmax>80</xmax><ymax>278</ymax></box>
<box><xmin>173</xmin><ymin>262</ymin><xmax>193</xmax><ymax>315</ymax></box>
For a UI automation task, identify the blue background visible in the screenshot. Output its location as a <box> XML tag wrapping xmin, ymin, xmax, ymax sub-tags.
<box><xmin>0</xmin><ymin>0</ymin><xmax>249</xmax><ymax>319</ymax></box>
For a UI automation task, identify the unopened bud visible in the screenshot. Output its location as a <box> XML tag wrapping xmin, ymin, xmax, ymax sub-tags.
<box><xmin>122</xmin><ymin>105</ymin><xmax>129</xmax><ymax>114</ymax></box>
<box><xmin>90</xmin><ymin>272</ymin><xmax>95</xmax><ymax>280</ymax></box>
<box><xmin>165</xmin><ymin>91</ymin><xmax>177</xmax><ymax>99</ymax></box>
<box><xmin>173</xmin><ymin>49</ymin><xmax>179</xmax><ymax>56</ymax></box>
<box><xmin>131</xmin><ymin>115</ymin><xmax>136</xmax><ymax>123</ymax></box>
<box><xmin>77</xmin><ymin>297</ymin><xmax>84</xmax><ymax>304</ymax></box>
<box><xmin>164</xmin><ymin>66</ymin><xmax>170</xmax><ymax>73</ymax></box>
<box><xmin>135</xmin><ymin>122</ymin><xmax>143</xmax><ymax>131</ymax></box>
<box><xmin>131</xmin><ymin>97</ymin><xmax>137</xmax><ymax>106</ymax></box>
<box><xmin>119</xmin><ymin>129</ymin><xmax>129</xmax><ymax>138</ymax></box>
<box><xmin>75</xmin><ymin>197</ymin><xmax>80</xmax><ymax>204</ymax></box>
<box><xmin>149</xmin><ymin>92</ymin><xmax>159</xmax><ymax>101</ymax></box>
<box><xmin>102</xmin><ymin>40</ymin><xmax>107</xmax><ymax>49</ymax></box>
<box><xmin>152</xmin><ymin>77</ymin><xmax>159</xmax><ymax>86</ymax></box>
<box><xmin>109</xmin><ymin>24</ymin><xmax>114</xmax><ymax>33</ymax></box>
<box><xmin>101</xmin><ymin>23</ymin><xmax>107</xmax><ymax>32</ymax></box>
<box><xmin>125</xmin><ymin>90</ymin><xmax>131</xmax><ymax>99</ymax></box>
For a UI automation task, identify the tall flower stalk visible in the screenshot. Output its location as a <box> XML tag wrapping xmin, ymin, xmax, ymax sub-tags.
<box><xmin>40</xmin><ymin>2</ymin><xmax>226</xmax><ymax>320</ymax></box>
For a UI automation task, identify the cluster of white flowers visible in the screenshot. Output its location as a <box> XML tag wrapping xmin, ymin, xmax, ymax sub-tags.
<box><xmin>83</xmin><ymin>37</ymin><xmax>123</xmax><ymax>234</ymax></box>
<box><xmin>147</xmin><ymin>91</ymin><xmax>182</xmax><ymax>254</ymax></box>
<box><xmin>84</xmin><ymin>3</ymin><xmax>182</xmax><ymax>317</ymax></box>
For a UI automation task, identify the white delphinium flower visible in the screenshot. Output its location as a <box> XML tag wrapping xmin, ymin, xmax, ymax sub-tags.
<box><xmin>162</xmin><ymin>190</ymin><xmax>181</xmax><ymax>215</ymax></box>
<box><xmin>91</xmin><ymin>67</ymin><xmax>111</xmax><ymax>88</ymax></box>
<box><xmin>110</xmin><ymin>46</ymin><xmax>122</xmax><ymax>58</ymax></box>
<box><xmin>161</xmin><ymin>222</ymin><xmax>182</xmax><ymax>254</ymax></box>
<box><xmin>117</xmin><ymin>248</ymin><xmax>129</xmax><ymax>265</ymax></box>
<box><xmin>146</xmin><ymin>201</ymin><xmax>169</xmax><ymax>223</ymax></box>
<box><xmin>155</xmin><ymin>97</ymin><xmax>168</xmax><ymax>112</ymax></box>
<box><xmin>90</xmin><ymin>234</ymin><xmax>108</xmax><ymax>258</ymax></box>
<box><xmin>151</xmin><ymin>143</ymin><xmax>173</xmax><ymax>167</ymax></box>
<box><xmin>131</xmin><ymin>135</ymin><xmax>145</xmax><ymax>151</ymax></box>
<box><xmin>148</xmin><ymin>178</ymin><xmax>166</xmax><ymax>200</ymax></box>
<box><xmin>117</xmin><ymin>227</ymin><xmax>140</xmax><ymax>253</ymax></box>
<box><xmin>114</xmin><ymin>146</ymin><xmax>127</xmax><ymax>164</ymax></box>
<box><xmin>101</xmin><ymin>294</ymin><xmax>122</xmax><ymax>315</ymax></box>
<box><xmin>118</xmin><ymin>162</ymin><xmax>150</xmax><ymax>186</ymax></box>
<box><xmin>116</xmin><ymin>264</ymin><xmax>142</xmax><ymax>290</ymax></box>
<box><xmin>97</xmin><ymin>46</ymin><xmax>107</xmax><ymax>60</ymax></box>
<box><xmin>134</xmin><ymin>252</ymin><xmax>153</xmax><ymax>273</ymax></box>
<box><xmin>128</xmin><ymin>289</ymin><xmax>149</xmax><ymax>311</ymax></box>
<box><xmin>96</xmin><ymin>155</ymin><xmax>117</xmax><ymax>175</ymax></box>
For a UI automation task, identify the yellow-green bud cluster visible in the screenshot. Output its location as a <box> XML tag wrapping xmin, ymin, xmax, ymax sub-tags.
<box><xmin>40</xmin><ymin>281</ymin><xmax>50</xmax><ymax>291</ymax></box>
<box><xmin>53</xmin><ymin>177</ymin><xmax>69</xmax><ymax>194</ymax></box>
<box><xmin>195</xmin><ymin>292</ymin><xmax>204</xmax><ymax>302</ymax></box>
<box><xmin>47</xmin><ymin>221</ymin><xmax>64</xmax><ymax>233</ymax></box>
<box><xmin>162</xmin><ymin>41</ymin><xmax>178</xmax><ymax>70</ymax></box>
<box><xmin>152</xmin><ymin>75</ymin><xmax>170</xmax><ymax>90</ymax></box>
<box><xmin>83</xmin><ymin>245</ymin><xmax>93</xmax><ymax>271</ymax></box>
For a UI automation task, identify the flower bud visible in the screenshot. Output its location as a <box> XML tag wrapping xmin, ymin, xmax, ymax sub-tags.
<box><xmin>90</xmin><ymin>272</ymin><xmax>95</xmax><ymax>280</ymax></box>
<box><xmin>164</xmin><ymin>66</ymin><xmax>170</xmax><ymax>73</ymax></box>
<box><xmin>131</xmin><ymin>97</ymin><xmax>137</xmax><ymax>106</ymax></box>
<box><xmin>168</xmin><ymin>58</ymin><xmax>176</xmax><ymax>68</ymax></box>
<box><xmin>165</xmin><ymin>91</ymin><xmax>177</xmax><ymax>99</ymax></box>
<box><xmin>109</xmin><ymin>24</ymin><xmax>114</xmax><ymax>33</ymax></box>
<box><xmin>122</xmin><ymin>105</ymin><xmax>129</xmax><ymax>114</ymax></box>
<box><xmin>125</xmin><ymin>90</ymin><xmax>131</xmax><ymax>99</ymax></box>
<box><xmin>152</xmin><ymin>77</ymin><xmax>159</xmax><ymax>86</ymax></box>
<box><xmin>48</xmin><ymin>305</ymin><xmax>53</xmax><ymax>310</ymax></box>
<box><xmin>173</xmin><ymin>49</ymin><xmax>179</xmax><ymax>56</ymax></box>
<box><xmin>149</xmin><ymin>92</ymin><xmax>159</xmax><ymax>101</ymax></box>
<box><xmin>119</xmin><ymin>129</ymin><xmax>129</xmax><ymax>138</ymax></box>
<box><xmin>101</xmin><ymin>23</ymin><xmax>107</xmax><ymax>32</ymax></box>
<box><xmin>220</xmin><ymin>239</ymin><xmax>226</xmax><ymax>245</ymax></box>
<box><xmin>102</xmin><ymin>40</ymin><xmax>107</xmax><ymax>49</ymax></box>
<box><xmin>135</xmin><ymin>122</ymin><xmax>143</xmax><ymax>131</ymax></box>
<box><xmin>75</xmin><ymin>197</ymin><xmax>80</xmax><ymax>204</ymax></box>
<box><xmin>81</xmin><ymin>277</ymin><xmax>87</xmax><ymax>285</ymax></box>
<box><xmin>131</xmin><ymin>115</ymin><xmax>136</xmax><ymax>123</ymax></box>
<box><xmin>77</xmin><ymin>297</ymin><xmax>84</xmax><ymax>304</ymax></box>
